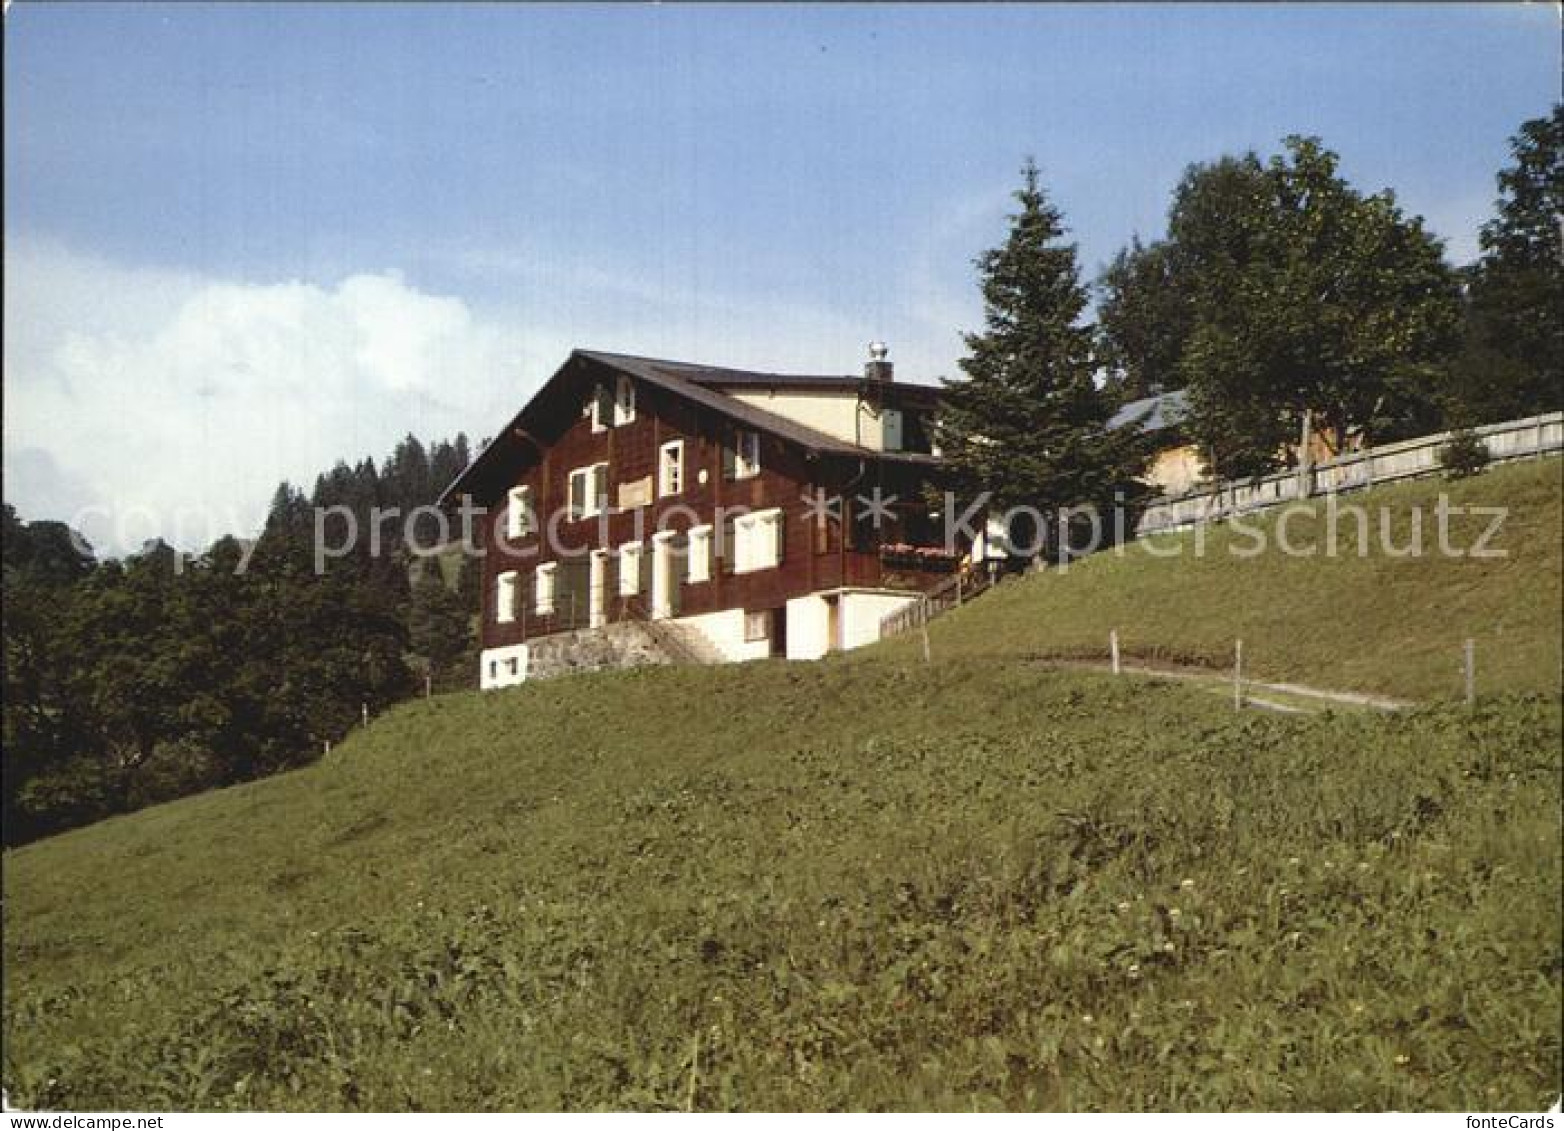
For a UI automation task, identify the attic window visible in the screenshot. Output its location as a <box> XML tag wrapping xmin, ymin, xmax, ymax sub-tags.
<box><xmin>614</xmin><ymin>376</ymin><xmax>636</xmax><ymax>426</ymax></box>
<box><xmin>724</xmin><ymin>430</ymin><xmax>760</xmax><ymax>480</ymax></box>
<box><xmin>591</xmin><ymin>384</ymin><xmax>614</xmax><ymax>432</ymax></box>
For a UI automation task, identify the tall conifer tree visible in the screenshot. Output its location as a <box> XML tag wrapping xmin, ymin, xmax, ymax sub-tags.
<box><xmin>938</xmin><ymin>160</ymin><xmax>1144</xmax><ymax>555</ymax></box>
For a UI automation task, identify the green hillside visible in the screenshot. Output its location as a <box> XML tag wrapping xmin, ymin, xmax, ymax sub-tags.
<box><xmin>4</xmin><ymin>459</ymin><xmax>1561</xmax><ymax>1111</ymax></box>
<box><xmin>880</xmin><ymin>457</ymin><xmax>1563</xmax><ymax>702</ymax></box>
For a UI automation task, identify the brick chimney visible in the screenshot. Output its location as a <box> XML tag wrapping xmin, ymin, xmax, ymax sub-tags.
<box><xmin>864</xmin><ymin>341</ymin><xmax>894</xmax><ymax>383</ymax></box>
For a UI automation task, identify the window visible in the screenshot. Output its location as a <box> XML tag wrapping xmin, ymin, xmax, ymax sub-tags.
<box><xmin>496</xmin><ymin>570</ymin><xmax>518</xmax><ymax>623</ymax></box>
<box><xmin>733</xmin><ymin>507</ymin><xmax>783</xmax><ymax>574</ymax></box>
<box><xmin>882</xmin><ymin>408</ymin><xmax>903</xmax><ymax>451</ymax></box>
<box><xmin>590</xmin><ymin>384</ymin><xmax>614</xmax><ymax>432</ymax></box>
<box><xmin>744</xmin><ymin>610</ymin><xmax>770</xmax><ymax>642</ymax></box>
<box><xmin>535</xmin><ymin>563</ymin><xmax>557</xmax><ymax>616</ymax></box>
<box><xmin>686</xmin><ymin>524</ymin><xmax>712</xmax><ymax>583</ymax></box>
<box><xmin>659</xmin><ymin>440</ymin><xmax>684</xmax><ymax>497</ymax></box>
<box><xmin>507</xmin><ymin>657</ymin><xmax>519</xmax><ymax>676</ymax></box>
<box><xmin>618</xmin><ymin>541</ymin><xmax>644</xmax><ymax>596</ymax></box>
<box><xmin>724</xmin><ymin>430</ymin><xmax>761</xmax><ymax>480</ymax></box>
<box><xmin>568</xmin><ymin>463</ymin><xmax>609</xmax><ymax>520</ymax></box>
<box><xmin>614</xmin><ymin>376</ymin><xmax>636</xmax><ymax>426</ymax></box>
<box><xmin>506</xmin><ymin>486</ymin><xmax>534</xmax><ymax>539</ymax></box>
<box><xmin>591</xmin><ymin>379</ymin><xmax>634</xmax><ymax>429</ymax></box>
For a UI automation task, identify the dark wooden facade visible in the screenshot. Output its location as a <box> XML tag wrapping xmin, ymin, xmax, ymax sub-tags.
<box><xmin>448</xmin><ymin>353</ymin><xmax>948</xmax><ymax>653</ymax></box>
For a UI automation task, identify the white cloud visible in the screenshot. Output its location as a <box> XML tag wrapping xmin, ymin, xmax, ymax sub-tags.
<box><xmin>3</xmin><ymin>240</ymin><xmax>537</xmax><ymax>556</ymax></box>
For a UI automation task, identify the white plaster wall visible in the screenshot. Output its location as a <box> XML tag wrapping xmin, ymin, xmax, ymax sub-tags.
<box><xmin>785</xmin><ymin>593</ymin><xmax>832</xmax><ymax>660</ymax></box>
<box><xmin>729</xmin><ymin>390</ymin><xmax>875</xmax><ymax>449</ymax></box>
<box><xmin>479</xmin><ymin>644</ymin><xmax>530</xmax><ymax>689</ymax></box>
<box><xmin>676</xmin><ymin>608</ymin><xmax>772</xmax><ymax>663</ymax></box>
<box><xmin>840</xmin><ymin>591</ymin><xmax>919</xmax><ymax>651</ymax></box>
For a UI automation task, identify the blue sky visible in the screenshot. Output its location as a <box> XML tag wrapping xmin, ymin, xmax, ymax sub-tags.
<box><xmin>5</xmin><ymin>2</ymin><xmax>1559</xmax><ymax>552</ymax></box>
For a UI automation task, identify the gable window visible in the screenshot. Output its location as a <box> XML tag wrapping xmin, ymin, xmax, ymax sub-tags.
<box><xmin>618</xmin><ymin>541</ymin><xmax>644</xmax><ymax>596</ymax></box>
<box><xmin>568</xmin><ymin>463</ymin><xmax>609</xmax><ymax>520</ymax></box>
<box><xmin>590</xmin><ymin>384</ymin><xmax>614</xmax><ymax>432</ymax></box>
<box><xmin>686</xmin><ymin>524</ymin><xmax>712</xmax><ymax>583</ymax></box>
<box><xmin>723</xmin><ymin>430</ymin><xmax>761</xmax><ymax>480</ymax></box>
<box><xmin>614</xmin><ymin>376</ymin><xmax>636</xmax><ymax>426</ymax></box>
<box><xmin>535</xmin><ymin>563</ymin><xmax>557</xmax><ymax>616</ymax></box>
<box><xmin>506</xmin><ymin>486</ymin><xmax>535</xmax><ymax>539</ymax></box>
<box><xmin>659</xmin><ymin>440</ymin><xmax>685</xmax><ymax>497</ymax></box>
<box><xmin>496</xmin><ymin>570</ymin><xmax>519</xmax><ymax>623</ymax></box>
<box><xmin>733</xmin><ymin>507</ymin><xmax>783</xmax><ymax>574</ymax></box>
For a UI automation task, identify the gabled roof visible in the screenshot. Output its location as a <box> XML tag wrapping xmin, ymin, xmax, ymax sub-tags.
<box><xmin>579</xmin><ymin>350</ymin><xmax>942</xmax><ymax>403</ymax></box>
<box><xmin>1106</xmin><ymin>388</ymin><xmax>1189</xmax><ymax>434</ymax></box>
<box><xmin>439</xmin><ymin>349</ymin><xmax>938</xmax><ymax>507</ymax></box>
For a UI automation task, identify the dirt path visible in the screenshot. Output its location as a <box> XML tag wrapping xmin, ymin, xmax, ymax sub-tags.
<box><xmin>1038</xmin><ymin>657</ymin><xmax>1414</xmax><ymax>714</ymax></box>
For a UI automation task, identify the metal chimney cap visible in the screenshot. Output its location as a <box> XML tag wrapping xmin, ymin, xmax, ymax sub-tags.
<box><xmin>868</xmin><ymin>341</ymin><xmax>889</xmax><ymax>361</ymax></box>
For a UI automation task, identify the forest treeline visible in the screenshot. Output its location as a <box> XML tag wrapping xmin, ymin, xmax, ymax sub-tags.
<box><xmin>3</xmin><ymin>435</ymin><xmax>479</xmax><ymax>845</ymax></box>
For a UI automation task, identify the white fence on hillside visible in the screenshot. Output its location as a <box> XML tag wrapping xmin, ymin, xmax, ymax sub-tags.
<box><xmin>1136</xmin><ymin>410</ymin><xmax>1564</xmax><ymax>536</ymax></box>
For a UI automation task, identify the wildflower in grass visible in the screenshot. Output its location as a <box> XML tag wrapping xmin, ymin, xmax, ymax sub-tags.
<box><xmin>1180</xmin><ymin>878</ymin><xmax>1195</xmax><ymax>890</ymax></box>
<box><xmin>1288</xmin><ymin>857</ymin><xmax>1301</xmax><ymax>867</ymax></box>
<box><xmin>1081</xmin><ymin>1014</ymin><xmax>1094</xmax><ymax>1024</ymax></box>
<box><xmin>1358</xmin><ymin>862</ymin><xmax>1371</xmax><ymax>871</ymax></box>
<box><xmin>1117</xmin><ymin>901</ymin><xmax>1131</xmax><ymax>913</ymax></box>
<box><xmin>1168</xmin><ymin>907</ymin><xmax>1182</xmax><ymax>920</ymax></box>
<box><xmin>1127</xmin><ymin>964</ymin><xmax>1141</xmax><ymax>979</ymax></box>
<box><xmin>1163</xmin><ymin>941</ymin><xmax>1176</xmax><ymax>953</ymax></box>
<box><xmin>1393</xmin><ymin>1054</ymin><xmax>1410</xmax><ymax>1066</ymax></box>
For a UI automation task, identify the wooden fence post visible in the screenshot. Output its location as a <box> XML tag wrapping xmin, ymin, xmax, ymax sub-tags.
<box><xmin>1233</xmin><ymin>640</ymin><xmax>1243</xmax><ymax>710</ymax></box>
<box><xmin>1110</xmin><ymin>629</ymin><xmax>1120</xmax><ymax>676</ymax></box>
<box><xmin>920</xmin><ymin>596</ymin><xmax>932</xmax><ymax>664</ymax></box>
<box><xmin>1464</xmin><ymin>639</ymin><xmax>1475</xmax><ymax>707</ymax></box>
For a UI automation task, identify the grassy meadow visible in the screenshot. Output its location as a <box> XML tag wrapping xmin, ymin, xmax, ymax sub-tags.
<box><xmin>3</xmin><ymin>457</ymin><xmax>1561</xmax><ymax>1110</ymax></box>
<box><xmin>879</xmin><ymin>457</ymin><xmax>1562</xmax><ymax>701</ymax></box>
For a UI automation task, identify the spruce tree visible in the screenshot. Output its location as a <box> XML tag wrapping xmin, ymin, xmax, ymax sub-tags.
<box><xmin>938</xmin><ymin>159</ymin><xmax>1144</xmax><ymax>557</ymax></box>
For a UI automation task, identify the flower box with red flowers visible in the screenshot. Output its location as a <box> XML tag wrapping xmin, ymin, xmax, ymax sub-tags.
<box><xmin>879</xmin><ymin>543</ymin><xmax>960</xmax><ymax>572</ymax></box>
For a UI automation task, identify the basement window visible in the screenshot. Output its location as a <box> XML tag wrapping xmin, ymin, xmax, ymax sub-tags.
<box><xmin>744</xmin><ymin>610</ymin><xmax>770</xmax><ymax>642</ymax></box>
